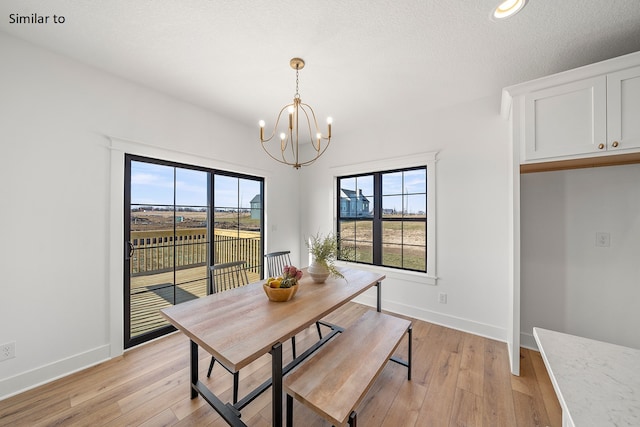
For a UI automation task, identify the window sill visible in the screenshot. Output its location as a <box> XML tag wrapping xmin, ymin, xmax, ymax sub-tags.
<box><xmin>335</xmin><ymin>260</ymin><xmax>437</xmax><ymax>286</ymax></box>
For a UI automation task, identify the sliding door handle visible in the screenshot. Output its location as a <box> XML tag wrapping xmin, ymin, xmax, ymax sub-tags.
<box><xmin>125</xmin><ymin>241</ymin><xmax>134</xmax><ymax>260</ymax></box>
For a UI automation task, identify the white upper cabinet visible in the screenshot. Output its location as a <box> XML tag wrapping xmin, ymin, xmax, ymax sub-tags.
<box><xmin>524</xmin><ymin>76</ymin><xmax>606</xmax><ymax>160</ymax></box>
<box><xmin>503</xmin><ymin>51</ymin><xmax>640</xmax><ymax>164</ymax></box>
<box><xmin>607</xmin><ymin>65</ymin><xmax>640</xmax><ymax>153</ymax></box>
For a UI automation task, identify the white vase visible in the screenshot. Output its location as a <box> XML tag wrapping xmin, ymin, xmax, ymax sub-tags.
<box><xmin>308</xmin><ymin>260</ymin><xmax>330</xmax><ymax>283</ymax></box>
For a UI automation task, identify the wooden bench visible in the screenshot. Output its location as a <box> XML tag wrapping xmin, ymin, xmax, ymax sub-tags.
<box><xmin>284</xmin><ymin>310</ymin><xmax>412</xmax><ymax>427</ymax></box>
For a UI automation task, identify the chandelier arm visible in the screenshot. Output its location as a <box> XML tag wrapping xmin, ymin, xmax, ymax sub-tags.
<box><xmin>261</xmin><ymin>136</ymin><xmax>305</xmax><ymax>168</ymax></box>
<box><xmin>302</xmin><ymin>104</ymin><xmax>320</xmax><ymax>152</ymax></box>
<box><xmin>284</xmin><ymin>128</ymin><xmax>294</xmax><ymax>164</ymax></box>
<box><xmin>291</xmin><ymin>102</ymin><xmax>299</xmax><ymax>164</ymax></box>
<box><xmin>304</xmin><ymin>103</ymin><xmax>332</xmax><ymax>141</ymax></box>
<box><xmin>260</xmin><ymin>141</ymin><xmax>292</xmax><ymax>165</ymax></box>
<box><xmin>260</xmin><ymin>104</ymin><xmax>298</xmax><ymax>165</ymax></box>
<box><xmin>291</xmin><ymin>106</ymin><xmax>332</xmax><ymax>167</ymax></box>
<box><xmin>260</xmin><ymin>130</ymin><xmax>330</xmax><ymax>168</ymax></box>
<box><xmin>260</xmin><ymin>104</ymin><xmax>293</xmax><ymax>143</ymax></box>
<box><xmin>300</xmin><ymin>102</ymin><xmax>326</xmax><ymax>151</ymax></box>
<box><xmin>294</xmin><ymin>138</ymin><xmax>332</xmax><ymax>167</ymax></box>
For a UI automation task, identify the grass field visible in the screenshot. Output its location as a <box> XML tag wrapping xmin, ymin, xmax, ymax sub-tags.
<box><xmin>131</xmin><ymin>210</ymin><xmax>261</xmax><ymax>233</ymax></box>
<box><xmin>339</xmin><ymin>218</ymin><xmax>426</xmax><ymax>270</ymax></box>
<box><xmin>129</xmin><ymin>210</ymin><xmax>425</xmax><ymax>270</ymax></box>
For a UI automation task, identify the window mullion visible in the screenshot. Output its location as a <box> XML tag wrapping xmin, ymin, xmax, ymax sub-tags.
<box><xmin>372</xmin><ymin>172</ymin><xmax>382</xmax><ymax>265</ymax></box>
<box><xmin>208</xmin><ymin>172</ymin><xmax>215</xmax><ymax>281</ymax></box>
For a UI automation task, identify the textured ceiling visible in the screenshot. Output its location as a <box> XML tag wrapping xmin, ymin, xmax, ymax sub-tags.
<box><xmin>2</xmin><ymin>0</ymin><xmax>640</xmax><ymax>134</ymax></box>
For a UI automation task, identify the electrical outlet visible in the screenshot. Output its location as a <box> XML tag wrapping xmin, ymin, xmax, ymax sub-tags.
<box><xmin>1</xmin><ymin>342</ymin><xmax>15</xmax><ymax>362</ymax></box>
<box><xmin>438</xmin><ymin>292</ymin><xmax>447</xmax><ymax>304</ymax></box>
<box><xmin>596</xmin><ymin>232</ymin><xmax>610</xmax><ymax>247</ymax></box>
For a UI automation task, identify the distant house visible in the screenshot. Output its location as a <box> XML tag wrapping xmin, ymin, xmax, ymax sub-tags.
<box><xmin>340</xmin><ymin>188</ymin><xmax>371</xmax><ymax>217</ymax></box>
<box><xmin>250</xmin><ymin>194</ymin><xmax>261</xmax><ymax>219</ymax></box>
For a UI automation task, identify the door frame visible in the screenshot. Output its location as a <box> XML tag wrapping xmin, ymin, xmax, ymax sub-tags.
<box><xmin>108</xmin><ymin>137</ymin><xmax>270</xmax><ymax>357</ymax></box>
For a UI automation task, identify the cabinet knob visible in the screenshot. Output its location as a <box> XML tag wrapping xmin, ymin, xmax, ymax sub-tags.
<box><xmin>612</xmin><ymin>141</ymin><xmax>619</xmax><ymax>148</ymax></box>
<box><xmin>598</xmin><ymin>143</ymin><xmax>605</xmax><ymax>150</ymax></box>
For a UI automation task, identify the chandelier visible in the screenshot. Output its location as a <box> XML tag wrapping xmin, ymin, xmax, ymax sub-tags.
<box><xmin>259</xmin><ymin>58</ymin><xmax>332</xmax><ymax>169</ymax></box>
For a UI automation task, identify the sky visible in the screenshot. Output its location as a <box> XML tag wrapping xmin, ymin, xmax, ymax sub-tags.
<box><xmin>131</xmin><ymin>160</ymin><xmax>426</xmax><ymax>214</ymax></box>
<box><xmin>130</xmin><ymin>161</ymin><xmax>261</xmax><ymax>208</ymax></box>
<box><xmin>340</xmin><ymin>169</ymin><xmax>427</xmax><ymax>214</ymax></box>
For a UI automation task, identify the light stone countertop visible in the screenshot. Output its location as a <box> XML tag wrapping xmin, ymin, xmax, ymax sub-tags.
<box><xmin>533</xmin><ymin>327</ymin><xmax>640</xmax><ymax>427</ymax></box>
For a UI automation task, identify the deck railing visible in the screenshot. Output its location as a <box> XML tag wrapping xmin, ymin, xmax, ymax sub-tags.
<box><xmin>130</xmin><ymin>228</ymin><xmax>261</xmax><ymax>277</ymax></box>
<box><xmin>129</xmin><ymin>228</ymin><xmax>262</xmax><ymax>337</ymax></box>
<box><xmin>211</xmin><ymin>234</ymin><xmax>262</xmax><ymax>277</ymax></box>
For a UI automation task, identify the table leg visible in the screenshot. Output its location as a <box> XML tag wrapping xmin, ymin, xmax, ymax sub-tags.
<box><xmin>376</xmin><ymin>280</ymin><xmax>382</xmax><ymax>312</ymax></box>
<box><xmin>190</xmin><ymin>339</ymin><xmax>246</xmax><ymax>426</ymax></box>
<box><xmin>190</xmin><ymin>340</ymin><xmax>198</xmax><ymax>399</ymax></box>
<box><xmin>271</xmin><ymin>342</ymin><xmax>283</xmax><ymax>427</ymax></box>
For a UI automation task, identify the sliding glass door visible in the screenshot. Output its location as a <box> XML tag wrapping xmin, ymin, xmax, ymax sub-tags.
<box><xmin>213</xmin><ymin>173</ymin><xmax>263</xmax><ymax>283</ymax></box>
<box><xmin>124</xmin><ymin>155</ymin><xmax>263</xmax><ymax>348</ymax></box>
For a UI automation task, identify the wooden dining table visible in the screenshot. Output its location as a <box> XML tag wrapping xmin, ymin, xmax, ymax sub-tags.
<box><xmin>160</xmin><ymin>267</ymin><xmax>385</xmax><ymax>427</ymax></box>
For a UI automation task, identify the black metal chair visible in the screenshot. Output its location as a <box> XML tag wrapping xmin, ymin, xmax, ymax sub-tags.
<box><xmin>206</xmin><ymin>260</ymin><xmax>250</xmax><ymax>404</ymax></box>
<box><xmin>264</xmin><ymin>251</ymin><xmax>324</xmax><ymax>358</ymax></box>
<box><xmin>264</xmin><ymin>250</ymin><xmax>293</xmax><ymax>279</ymax></box>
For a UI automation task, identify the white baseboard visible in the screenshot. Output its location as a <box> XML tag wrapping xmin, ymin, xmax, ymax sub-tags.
<box><xmin>352</xmin><ymin>294</ymin><xmax>507</xmax><ymax>343</ymax></box>
<box><xmin>0</xmin><ymin>344</ymin><xmax>111</xmax><ymax>400</ymax></box>
<box><xmin>520</xmin><ymin>331</ymin><xmax>538</xmax><ymax>351</ymax></box>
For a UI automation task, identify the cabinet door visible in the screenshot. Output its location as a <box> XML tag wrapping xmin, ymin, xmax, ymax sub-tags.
<box><xmin>607</xmin><ymin>65</ymin><xmax>640</xmax><ymax>152</ymax></box>
<box><xmin>523</xmin><ymin>77</ymin><xmax>606</xmax><ymax>161</ymax></box>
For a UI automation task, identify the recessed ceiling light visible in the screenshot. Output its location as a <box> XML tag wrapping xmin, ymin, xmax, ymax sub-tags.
<box><xmin>491</xmin><ymin>0</ymin><xmax>528</xmax><ymax>20</ymax></box>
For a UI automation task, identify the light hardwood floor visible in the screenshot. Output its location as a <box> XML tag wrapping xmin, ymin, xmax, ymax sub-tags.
<box><xmin>0</xmin><ymin>303</ymin><xmax>562</xmax><ymax>426</ymax></box>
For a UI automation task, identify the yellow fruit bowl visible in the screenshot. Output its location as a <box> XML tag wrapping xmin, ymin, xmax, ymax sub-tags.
<box><xmin>263</xmin><ymin>283</ymin><xmax>298</xmax><ymax>302</ymax></box>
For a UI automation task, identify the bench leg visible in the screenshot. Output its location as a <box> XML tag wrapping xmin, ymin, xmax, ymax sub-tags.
<box><xmin>348</xmin><ymin>410</ymin><xmax>357</xmax><ymax>427</ymax></box>
<box><xmin>291</xmin><ymin>336</ymin><xmax>296</xmax><ymax>359</ymax></box>
<box><xmin>286</xmin><ymin>394</ymin><xmax>293</xmax><ymax>427</ymax></box>
<box><xmin>408</xmin><ymin>324</ymin><xmax>413</xmax><ymax>381</ymax></box>
<box><xmin>233</xmin><ymin>372</ymin><xmax>239</xmax><ymax>404</ymax></box>
<box><xmin>207</xmin><ymin>357</ymin><xmax>215</xmax><ymax>377</ymax></box>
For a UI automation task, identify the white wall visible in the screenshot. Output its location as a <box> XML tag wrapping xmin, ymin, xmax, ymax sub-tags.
<box><xmin>299</xmin><ymin>95</ymin><xmax>513</xmax><ymax>341</ymax></box>
<box><xmin>521</xmin><ymin>164</ymin><xmax>640</xmax><ymax>350</ymax></box>
<box><xmin>0</xmin><ymin>32</ymin><xmax>517</xmax><ymax>399</ymax></box>
<box><xmin>0</xmin><ymin>33</ymin><xmax>300</xmax><ymax>399</ymax></box>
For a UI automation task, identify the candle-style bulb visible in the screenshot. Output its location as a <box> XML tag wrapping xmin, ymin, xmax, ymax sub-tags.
<box><xmin>288</xmin><ymin>106</ymin><xmax>294</xmax><ymax>130</ymax></box>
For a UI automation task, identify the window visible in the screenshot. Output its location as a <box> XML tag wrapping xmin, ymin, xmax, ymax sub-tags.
<box><xmin>334</xmin><ymin>152</ymin><xmax>436</xmax><ymax>279</ymax></box>
<box><xmin>212</xmin><ymin>172</ymin><xmax>263</xmax><ymax>281</ymax></box>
